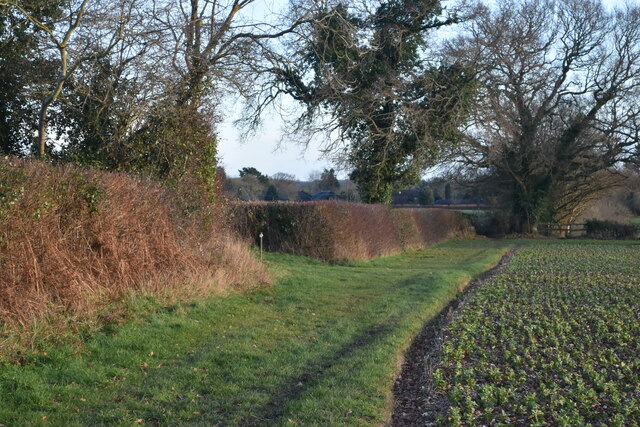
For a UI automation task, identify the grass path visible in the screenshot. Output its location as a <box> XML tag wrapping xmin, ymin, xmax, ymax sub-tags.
<box><xmin>0</xmin><ymin>239</ymin><xmax>510</xmax><ymax>426</ymax></box>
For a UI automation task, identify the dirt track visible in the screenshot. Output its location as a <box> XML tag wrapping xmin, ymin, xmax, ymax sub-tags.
<box><xmin>391</xmin><ymin>248</ymin><xmax>518</xmax><ymax>426</ymax></box>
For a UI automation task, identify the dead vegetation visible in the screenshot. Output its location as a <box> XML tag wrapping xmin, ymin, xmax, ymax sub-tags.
<box><xmin>0</xmin><ymin>158</ymin><xmax>269</xmax><ymax>347</ymax></box>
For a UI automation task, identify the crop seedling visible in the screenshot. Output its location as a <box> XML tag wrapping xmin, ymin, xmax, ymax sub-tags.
<box><xmin>434</xmin><ymin>243</ymin><xmax>640</xmax><ymax>425</ymax></box>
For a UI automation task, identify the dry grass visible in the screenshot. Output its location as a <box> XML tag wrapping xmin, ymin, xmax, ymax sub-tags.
<box><xmin>231</xmin><ymin>201</ymin><xmax>470</xmax><ymax>262</ymax></box>
<box><xmin>0</xmin><ymin>158</ymin><xmax>269</xmax><ymax>341</ymax></box>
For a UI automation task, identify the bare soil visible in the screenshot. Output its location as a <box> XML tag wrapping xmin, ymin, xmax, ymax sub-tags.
<box><xmin>391</xmin><ymin>248</ymin><xmax>518</xmax><ymax>426</ymax></box>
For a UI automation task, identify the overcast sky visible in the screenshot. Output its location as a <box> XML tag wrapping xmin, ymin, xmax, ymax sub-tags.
<box><xmin>217</xmin><ymin>0</ymin><xmax>630</xmax><ymax>180</ymax></box>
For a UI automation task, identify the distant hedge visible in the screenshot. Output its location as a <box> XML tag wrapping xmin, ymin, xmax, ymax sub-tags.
<box><xmin>464</xmin><ymin>210</ymin><xmax>515</xmax><ymax>237</ymax></box>
<box><xmin>230</xmin><ymin>202</ymin><xmax>471</xmax><ymax>262</ymax></box>
<box><xmin>585</xmin><ymin>219</ymin><xmax>639</xmax><ymax>240</ymax></box>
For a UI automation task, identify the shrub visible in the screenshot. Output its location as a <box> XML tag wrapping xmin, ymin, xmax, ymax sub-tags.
<box><xmin>465</xmin><ymin>210</ymin><xmax>514</xmax><ymax>237</ymax></box>
<box><xmin>585</xmin><ymin>219</ymin><xmax>639</xmax><ymax>240</ymax></box>
<box><xmin>231</xmin><ymin>201</ymin><xmax>470</xmax><ymax>262</ymax></box>
<box><xmin>0</xmin><ymin>158</ymin><xmax>269</xmax><ymax>333</ymax></box>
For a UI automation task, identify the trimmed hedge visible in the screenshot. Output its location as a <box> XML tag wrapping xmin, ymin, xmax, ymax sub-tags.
<box><xmin>585</xmin><ymin>219</ymin><xmax>639</xmax><ymax>240</ymax></box>
<box><xmin>230</xmin><ymin>201</ymin><xmax>471</xmax><ymax>262</ymax></box>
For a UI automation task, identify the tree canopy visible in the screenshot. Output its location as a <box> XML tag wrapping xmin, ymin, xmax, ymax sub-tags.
<box><xmin>263</xmin><ymin>0</ymin><xmax>475</xmax><ymax>203</ymax></box>
<box><xmin>447</xmin><ymin>0</ymin><xmax>640</xmax><ymax>231</ymax></box>
<box><xmin>3</xmin><ymin>0</ymin><xmax>640</xmax><ymax>217</ymax></box>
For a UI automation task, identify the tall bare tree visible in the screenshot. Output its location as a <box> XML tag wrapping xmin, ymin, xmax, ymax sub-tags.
<box><xmin>44</xmin><ymin>0</ymin><xmax>310</xmax><ymax>207</ymax></box>
<box><xmin>142</xmin><ymin>0</ymin><xmax>311</xmax><ymax>108</ymax></box>
<box><xmin>270</xmin><ymin>172</ymin><xmax>298</xmax><ymax>200</ymax></box>
<box><xmin>447</xmin><ymin>0</ymin><xmax>640</xmax><ymax>232</ymax></box>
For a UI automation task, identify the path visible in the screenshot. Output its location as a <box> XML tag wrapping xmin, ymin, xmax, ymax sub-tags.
<box><xmin>391</xmin><ymin>249</ymin><xmax>518</xmax><ymax>425</ymax></box>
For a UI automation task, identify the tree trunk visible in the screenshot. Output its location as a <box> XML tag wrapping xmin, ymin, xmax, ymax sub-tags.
<box><xmin>37</xmin><ymin>106</ymin><xmax>48</xmax><ymax>158</ymax></box>
<box><xmin>513</xmin><ymin>198</ymin><xmax>536</xmax><ymax>234</ymax></box>
<box><xmin>519</xmin><ymin>210</ymin><xmax>533</xmax><ymax>234</ymax></box>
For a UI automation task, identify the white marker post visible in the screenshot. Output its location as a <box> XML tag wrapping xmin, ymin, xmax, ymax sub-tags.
<box><xmin>259</xmin><ymin>232</ymin><xmax>264</xmax><ymax>260</ymax></box>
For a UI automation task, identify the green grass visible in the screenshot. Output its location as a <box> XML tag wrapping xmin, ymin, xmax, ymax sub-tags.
<box><xmin>631</xmin><ymin>217</ymin><xmax>640</xmax><ymax>225</ymax></box>
<box><xmin>435</xmin><ymin>240</ymin><xmax>640</xmax><ymax>425</ymax></box>
<box><xmin>0</xmin><ymin>239</ymin><xmax>510</xmax><ymax>426</ymax></box>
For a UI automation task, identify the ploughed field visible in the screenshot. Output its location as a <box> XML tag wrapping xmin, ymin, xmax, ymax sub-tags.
<box><xmin>434</xmin><ymin>242</ymin><xmax>640</xmax><ymax>425</ymax></box>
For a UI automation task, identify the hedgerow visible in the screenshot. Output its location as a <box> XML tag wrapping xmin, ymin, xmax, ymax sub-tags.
<box><xmin>585</xmin><ymin>219</ymin><xmax>639</xmax><ymax>240</ymax></box>
<box><xmin>230</xmin><ymin>201</ymin><xmax>470</xmax><ymax>262</ymax></box>
<box><xmin>0</xmin><ymin>158</ymin><xmax>269</xmax><ymax>353</ymax></box>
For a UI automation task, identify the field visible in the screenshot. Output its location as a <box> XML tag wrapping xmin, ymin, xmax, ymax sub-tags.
<box><xmin>434</xmin><ymin>241</ymin><xmax>640</xmax><ymax>425</ymax></box>
<box><xmin>0</xmin><ymin>240</ymin><xmax>508</xmax><ymax>425</ymax></box>
<box><xmin>2</xmin><ymin>238</ymin><xmax>639</xmax><ymax>425</ymax></box>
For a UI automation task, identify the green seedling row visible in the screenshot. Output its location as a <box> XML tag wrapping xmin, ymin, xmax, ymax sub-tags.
<box><xmin>435</xmin><ymin>243</ymin><xmax>640</xmax><ymax>426</ymax></box>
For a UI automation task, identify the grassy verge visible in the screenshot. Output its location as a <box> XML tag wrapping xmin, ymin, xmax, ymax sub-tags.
<box><xmin>434</xmin><ymin>240</ymin><xmax>640</xmax><ymax>425</ymax></box>
<box><xmin>0</xmin><ymin>239</ymin><xmax>509</xmax><ymax>425</ymax></box>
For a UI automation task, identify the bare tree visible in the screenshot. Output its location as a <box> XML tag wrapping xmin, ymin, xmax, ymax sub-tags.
<box><xmin>271</xmin><ymin>172</ymin><xmax>298</xmax><ymax>200</ymax></box>
<box><xmin>447</xmin><ymin>0</ymin><xmax>640</xmax><ymax>232</ymax></box>
<box><xmin>46</xmin><ymin>0</ymin><xmax>312</xmax><ymax>207</ymax></box>
<box><xmin>100</xmin><ymin>0</ymin><xmax>312</xmax><ymax>196</ymax></box>
<box><xmin>144</xmin><ymin>0</ymin><xmax>311</xmax><ymax>109</ymax></box>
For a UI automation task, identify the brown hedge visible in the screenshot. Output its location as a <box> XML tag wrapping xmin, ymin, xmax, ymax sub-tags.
<box><xmin>0</xmin><ymin>158</ymin><xmax>269</xmax><ymax>327</ymax></box>
<box><xmin>231</xmin><ymin>201</ymin><xmax>471</xmax><ymax>262</ymax></box>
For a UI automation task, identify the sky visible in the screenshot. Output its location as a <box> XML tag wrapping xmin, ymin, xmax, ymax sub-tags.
<box><xmin>217</xmin><ymin>0</ymin><xmax>630</xmax><ymax>180</ymax></box>
<box><xmin>216</xmin><ymin>0</ymin><xmax>334</xmax><ymax>180</ymax></box>
<box><xmin>217</xmin><ymin>106</ymin><xmax>336</xmax><ymax>181</ymax></box>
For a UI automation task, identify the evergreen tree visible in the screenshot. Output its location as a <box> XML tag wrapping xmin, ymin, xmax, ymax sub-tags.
<box><xmin>264</xmin><ymin>184</ymin><xmax>279</xmax><ymax>201</ymax></box>
<box><xmin>319</xmin><ymin>168</ymin><xmax>340</xmax><ymax>192</ymax></box>
<box><xmin>0</xmin><ymin>1</ymin><xmax>62</xmax><ymax>154</ymax></box>
<box><xmin>418</xmin><ymin>185</ymin><xmax>435</xmax><ymax>205</ymax></box>
<box><xmin>272</xmin><ymin>1</ymin><xmax>475</xmax><ymax>204</ymax></box>
<box><xmin>239</xmin><ymin>167</ymin><xmax>269</xmax><ymax>185</ymax></box>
